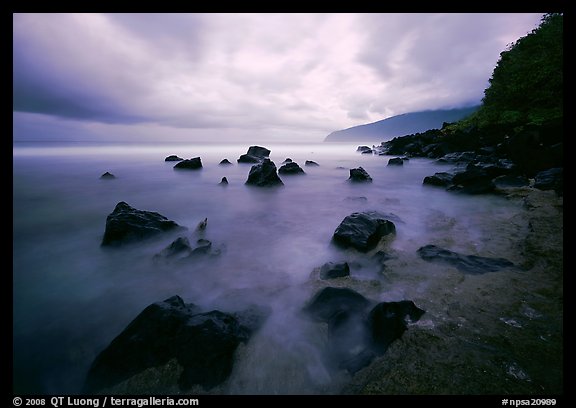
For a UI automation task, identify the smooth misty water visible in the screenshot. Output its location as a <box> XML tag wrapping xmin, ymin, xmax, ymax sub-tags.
<box><xmin>13</xmin><ymin>142</ymin><xmax>533</xmax><ymax>394</ymax></box>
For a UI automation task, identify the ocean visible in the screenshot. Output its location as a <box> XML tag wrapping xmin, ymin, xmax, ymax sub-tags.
<box><xmin>12</xmin><ymin>141</ymin><xmax>560</xmax><ymax>394</ymax></box>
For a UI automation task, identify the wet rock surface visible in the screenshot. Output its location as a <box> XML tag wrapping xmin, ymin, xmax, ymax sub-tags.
<box><xmin>417</xmin><ymin>244</ymin><xmax>515</xmax><ymax>274</ymax></box>
<box><xmin>245</xmin><ymin>158</ymin><xmax>284</xmax><ymax>187</ymax></box>
<box><xmin>348</xmin><ymin>167</ymin><xmax>372</xmax><ymax>182</ymax></box>
<box><xmin>332</xmin><ymin>211</ymin><xmax>396</xmax><ymax>252</ymax></box>
<box><xmin>303</xmin><ymin>287</ymin><xmax>425</xmax><ymax>374</ymax></box>
<box><xmin>83</xmin><ymin>295</ymin><xmax>268</xmax><ymax>393</ymax></box>
<box><xmin>101</xmin><ymin>202</ymin><xmax>183</xmax><ymax>247</ymax></box>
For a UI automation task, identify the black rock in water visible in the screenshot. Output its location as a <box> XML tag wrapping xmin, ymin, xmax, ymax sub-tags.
<box><xmin>278</xmin><ymin>162</ymin><xmax>305</xmax><ymax>175</ymax></box>
<box><xmin>245</xmin><ymin>158</ymin><xmax>284</xmax><ymax>187</ymax></box>
<box><xmin>357</xmin><ymin>146</ymin><xmax>373</xmax><ymax>154</ymax></box>
<box><xmin>219</xmin><ymin>159</ymin><xmax>233</xmax><ymax>165</ymax></box>
<box><xmin>319</xmin><ymin>262</ymin><xmax>350</xmax><ymax>280</ymax></box>
<box><xmin>174</xmin><ymin>157</ymin><xmax>202</xmax><ymax>170</ymax></box>
<box><xmin>387</xmin><ymin>157</ymin><xmax>404</xmax><ymax>166</ymax></box>
<box><xmin>368</xmin><ymin>301</ymin><xmax>425</xmax><ymax>354</ymax></box>
<box><xmin>282</xmin><ymin>158</ymin><xmax>293</xmax><ymax>164</ymax></box>
<box><xmin>417</xmin><ymin>244</ymin><xmax>515</xmax><ymax>274</ymax></box>
<box><xmin>100</xmin><ymin>172</ymin><xmax>116</xmax><ymax>179</ymax></box>
<box><xmin>237</xmin><ymin>146</ymin><xmax>271</xmax><ymax>163</ymax></box>
<box><xmin>349</xmin><ymin>167</ymin><xmax>373</xmax><ymax>182</ymax></box>
<box><xmin>332</xmin><ymin>211</ymin><xmax>396</xmax><ymax>252</ymax></box>
<box><xmin>303</xmin><ymin>287</ymin><xmax>371</xmax><ymax>322</ymax></box>
<box><xmin>492</xmin><ymin>174</ymin><xmax>530</xmax><ymax>189</ymax></box>
<box><xmin>423</xmin><ymin>172</ymin><xmax>454</xmax><ymax>187</ymax></box>
<box><xmin>165</xmin><ymin>155</ymin><xmax>184</xmax><ymax>162</ymax></box>
<box><xmin>101</xmin><ymin>202</ymin><xmax>183</xmax><ymax>247</ymax></box>
<box><xmin>303</xmin><ymin>287</ymin><xmax>425</xmax><ymax>374</ymax></box>
<box><xmin>153</xmin><ymin>236</ymin><xmax>192</xmax><ymax>260</ymax></box>
<box><xmin>219</xmin><ymin>177</ymin><xmax>229</xmax><ymax>185</ymax></box>
<box><xmin>305</xmin><ymin>160</ymin><xmax>320</xmax><ymax>166</ymax></box>
<box><xmin>83</xmin><ymin>295</ymin><xmax>268</xmax><ymax>393</ymax></box>
<box><xmin>533</xmin><ymin>167</ymin><xmax>563</xmax><ymax>193</ymax></box>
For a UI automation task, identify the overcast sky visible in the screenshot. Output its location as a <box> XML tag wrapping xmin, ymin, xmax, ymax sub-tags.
<box><xmin>13</xmin><ymin>13</ymin><xmax>544</xmax><ymax>143</ymax></box>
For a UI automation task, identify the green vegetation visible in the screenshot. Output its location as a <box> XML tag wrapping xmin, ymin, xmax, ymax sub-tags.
<box><xmin>454</xmin><ymin>13</ymin><xmax>563</xmax><ymax>130</ymax></box>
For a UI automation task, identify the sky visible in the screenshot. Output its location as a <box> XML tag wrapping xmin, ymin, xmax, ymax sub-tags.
<box><xmin>13</xmin><ymin>13</ymin><xmax>545</xmax><ymax>143</ymax></box>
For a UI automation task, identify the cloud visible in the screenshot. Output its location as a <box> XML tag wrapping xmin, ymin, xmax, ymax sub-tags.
<box><xmin>12</xmin><ymin>13</ymin><xmax>544</xmax><ymax>141</ymax></box>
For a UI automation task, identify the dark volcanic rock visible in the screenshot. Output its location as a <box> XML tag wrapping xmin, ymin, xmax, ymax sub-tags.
<box><xmin>278</xmin><ymin>162</ymin><xmax>305</xmax><ymax>175</ymax></box>
<box><xmin>153</xmin><ymin>237</ymin><xmax>192</xmax><ymax>260</ymax></box>
<box><xmin>387</xmin><ymin>157</ymin><xmax>404</xmax><ymax>166</ymax></box>
<box><xmin>305</xmin><ymin>160</ymin><xmax>320</xmax><ymax>166</ymax></box>
<box><xmin>357</xmin><ymin>146</ymin><xmax>373</xmax><ymax>154</ymax></box>
<box><xmin>174</xmin><ymin>157</ymin><xmax>202</xmax><ymax>170</ymax></box>
<box><xmin>333</xmin><ymin>211</ymin><xmax>396</xmax><ymax>252</ymax></box>
<box><xmin>423</xmin><ymin>172</ymin><xmax>454</xmax><ymax>187</ymax></box>
<box><xmin>303</xmin><ymin>287</ymin><xmax>371</xmax><ymax>322</ymax></box>
<box><xmin>101</xmin><ymin>202</ymin><xmax>183</xmax><ymax>247</ymax></box>
<box><xmin>83</xmin><ymin>295</ymin><xmax>268</xmax><ymax>393</ymax></box>
<box><xmin>319</xmin><ymin>261</ymin><xmax>350</xmax><ymax>280</ymax></box>
<box><xmin>533</xmin><ymin>167</ymin><xmax>563</xmax><ymax>193</ymax></box>
<box><xmin>417</xmin><ymin>244</ymin><xmax>515</xmax><ymax>274</ymax></box>
<box><xmin>165</xmin><ymin>155</ymin><xmax>184</xmax><ymax>162</ymax></box>
<box><xmin>237</xmin><ymin>146</ymin><xmax>271</xmax><ymax>163</ymax></box>
<box><xmin>245</xmin><ymin>158</ymin><xmax>284</xmax><ymax>187</ymax></box>
<box><xmin>436</xmin><ymin>151</ymin><xmax>477</xmax><ymax>164</ymax></box>
<box><xmin>100</xmin><ymin>172</ymin><xmax>116</xmax><ymax>179</ymax></box>
<box><xmin>282</xmin><ymin>158</ymin><xmax>293</xmax><ymax>164</ymax></box>
<box><xmin>154</xmin><ymin>237</ymin><xmax>223</xmax><ymax>263</ymax></box>
<box><xmin>348</xmin><ymin>167</ymin><xmax>373</xmax><ymax>182</ymax></box>
<box><xmin>219</xmin><ymin>159</ymin><xmax>233</xmax><ymax>165</ymax></box>
<box><xmin>492</xmin><ymin>174</ymin><xmax>530</xmax><ymax>189</ymax></box>
<box><xmin>219</xmin><ymin>177</ymin><xmax>229</xmax><ymax>185</ymax></box>
<box><xmin>303</xmin><ymin>287</ymin><xmax>425</xmax><ymax>374</ymax></box>
<box><xmin>368</xmin><ymin>301</ymin><xmax>425</xmax><ymax>354</ymax></box>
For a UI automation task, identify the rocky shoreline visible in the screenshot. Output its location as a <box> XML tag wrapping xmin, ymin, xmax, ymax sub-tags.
<box><xmin>88</xmin><ymin>142</ymin><xmax>562</xmax><ymax>395</ymax></box>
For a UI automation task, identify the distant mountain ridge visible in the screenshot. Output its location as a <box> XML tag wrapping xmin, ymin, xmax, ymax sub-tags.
<box><xmin>324</xmin><ymin>106</ymin><xmax>479</xmax><ymax>142</ymax></box>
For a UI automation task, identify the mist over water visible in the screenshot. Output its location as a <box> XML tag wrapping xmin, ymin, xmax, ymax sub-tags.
<box><xmin>13</xmin><ymin>142</ymin><xmax>528</xmax><ymax>394</ymax></box>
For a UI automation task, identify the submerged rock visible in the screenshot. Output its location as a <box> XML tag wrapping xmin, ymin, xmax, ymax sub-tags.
<box><xmin>173</xmin><ymin>157</ymin><xmax>202</xmax><ymax>170</ymax></box>
<box><xmin>165</xmin><ymin>155</ymin><xmax>184</xmax><ymax>162</ymax></box>
<box><xmin>278</xmin><ymin>162</ymin><xmax>305</xmax><ymax>175</ymax></box>
<box><xmin>417</xmin><ymin>244</ymin><xmax>515</xmax><ymax>274</ymax></box>
<box><xmin>423</xmin><ymin>172</ymin><xmax>455</xmax><ymax>187</ymax></box>
<box><xmin>303</xmin><ymin>287</ymin><xmax>371</xmax><ymax>322</ymax></box>
<box><xmin>83</xmin><ymin>295</ymin><xmax>268</xmax><ymax>393</ymax></box>
<box><xmin>349</xmin><ymin>167</ymin><xmax>373</xmax><ymax>182</ymax></box>
<box><xmin>303</xmin><ymin>287</ymin><xmax>425</xmax><ymax>374</ymax></box>
<box><xmin>245</xmin><ymin>158</ymin><xmax>284</xmax><ymax>187</ymax></box>
<box><xmin>387</xmin><ymin>157</ymin><xmax>404</xmax><ymax>166</ymax></box>
<box><xmin>368</xmin><ymin>301</ymin><xmax>425</xmax><ymax>354</ymax></box>
<box><xmin>219</xmin><ymin>159</ymin><xmax>233</xmax><ymax>165</ymax></box>
<box><xmin>153</xmin><ymin>236</ymin><xmax>224</xmax><ymax>263</ymax></box>
<box><xmin>332</xmin><ymin>211</ymin><xmax>396</xmax><ymax>252</ymax></box>
<box><xmin>153</xmin><ymin>236</ymin><xmax>192</xmax><ymax>260</ymax></box>
<box><xmin>219</xmin><ymin>177</ymin><xmax>229</xmax><ymax>185</ymax></box>
<box><xmin>237</xmin><ymin>146</ymin><xmax>271</xmax><ymax>163</ymax></box>
<box><xmin>100</xmin><ymin>172</ymin><xmax>116</xmax><ymax>179</ymax></box>
<box><xmin>305</xmin><ymin>160</ymin><xmax>320</xmax><ymax>166</ymax></box>
<box><xmin>101</xmin><ymin>202</ymin><xmax>183</xmax><ymax>247</ymax></box>
<box><xmin>319</xmin><ymin>261</ymin><xmax>351</xmax><ymax>280</ymax></box>
<box><xmin>533</xmin><ymin>167</ymin><xmax>563</xmax><ymax>193</ymax></box>
<box><xmin>357</xmin><ymin>146</ymin><xmax>373</xmax><ymax>154</ymax></box>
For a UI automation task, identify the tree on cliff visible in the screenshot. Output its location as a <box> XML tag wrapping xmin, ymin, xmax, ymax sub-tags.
<box><xmin>472</xmin><ymin>13</ymin><xmax>563</xmax><ymax>127</ymax></box>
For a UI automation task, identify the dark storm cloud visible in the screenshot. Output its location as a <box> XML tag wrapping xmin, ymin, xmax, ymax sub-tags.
<box><xmin>12</xmin><ymin>13</ymin><xmax>544</xmax><ymax>141</ymax></box>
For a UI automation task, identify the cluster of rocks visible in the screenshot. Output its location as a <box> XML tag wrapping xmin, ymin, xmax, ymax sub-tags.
<box><xmin>83</xmin><ymin>295</ymin><xmax>269</xmax><ymax>393</ymax></box>
<box><xmin>302</xmin><ymin>287</ymin><xmax>425</xmax><ymax>374</ymax></box>
<box><xmin>160</xmin><ymin>146</ymin><xmax>319</xmax><ymax>188</ymax></box>
<box><xmin>93</xmin><ymin>191</ymin><xmax>520</xmax><ymax>392</ymax></box>
<box><xmin>362</xmin><ymin>118</ymin><xmax>562</xmax><ymax>195</ymax></box>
